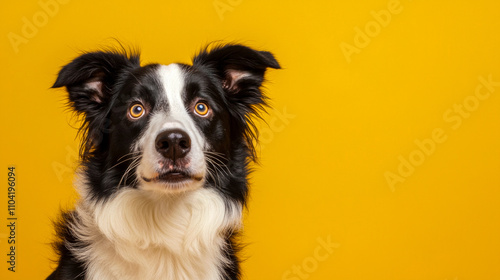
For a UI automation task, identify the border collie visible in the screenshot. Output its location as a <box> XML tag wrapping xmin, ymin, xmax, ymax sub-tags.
<box><xmin>47</xmin><ymin>44</ymin><xmax>280</xmax><ymax>280</ymax></box>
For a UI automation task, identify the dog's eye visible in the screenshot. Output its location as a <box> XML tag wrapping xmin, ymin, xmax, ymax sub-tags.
<box><xmin>194</xmin><ymin>102</ymin><xmax>210</xmax><ymax>116</ymax></box>
<box><xmin>129</xmin><ymin>103</ymin><xmax>145</xmax><ymax>119</ymax></box>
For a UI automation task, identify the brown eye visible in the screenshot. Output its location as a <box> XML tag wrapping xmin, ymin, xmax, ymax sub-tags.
<box><xmin>194</xmin><ymin>102</ymin><xmax>209</xmax><ymax>116</ymax></box>
<box><xmin>129</xmin><ymin>103</ymin><xmax>145</xmax><ymax>119</ymax></box>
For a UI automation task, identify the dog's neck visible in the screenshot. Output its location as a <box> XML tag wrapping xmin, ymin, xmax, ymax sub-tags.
<box><xmin>69</xmin><ymin>177</ymin><xmax>242</xmax><ymax>280</ymax></box>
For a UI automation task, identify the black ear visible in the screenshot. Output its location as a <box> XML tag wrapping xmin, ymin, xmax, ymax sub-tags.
<box><xmin>192</xmin><ymin>44</ymin><xmax>280</xmax><ymax>160</ymax></box>
<box><xmin>192</xmin><ymin>44</ymin><xmax>280</xmax><ymax>95</ymax></box>
<box><xmin>52</xmin><ymin>51</ymin><xmax>140</xmax><ymax>113</ymax></box>
<box><xmin>52</xmin><ymin>51</ymin><xmax>140</xmax><ymax>159</ymax></box>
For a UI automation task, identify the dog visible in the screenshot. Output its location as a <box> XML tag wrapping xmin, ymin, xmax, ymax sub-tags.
<box><xmin>47</xmin><ymin>44</ymin><xmax>280</xmax><ymax>280</ymax></box>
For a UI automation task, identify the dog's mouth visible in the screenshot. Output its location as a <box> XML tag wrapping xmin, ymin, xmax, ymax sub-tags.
<box><xmin>142</xmin><ymin>170</ymin><xmax>203</xmax><ymax>184</ymax></box>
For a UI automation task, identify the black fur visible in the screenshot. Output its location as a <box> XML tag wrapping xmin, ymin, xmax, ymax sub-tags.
<box><xmin>48</xmin><ymin>44</ymin><xmax>280</xmax><ymax>280</ymax></box>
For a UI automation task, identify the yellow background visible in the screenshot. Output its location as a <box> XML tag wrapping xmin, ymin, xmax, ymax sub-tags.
<box><xmin>1</xmin><ymin>0</ymin><xmax>500</xmax><ymax>279</ymax></box>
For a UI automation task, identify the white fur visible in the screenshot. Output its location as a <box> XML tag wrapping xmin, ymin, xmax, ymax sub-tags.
<box><xmin>68</xmin><ymin>175</ymin><xmax>242</xmax><ymax>280</ymax></box>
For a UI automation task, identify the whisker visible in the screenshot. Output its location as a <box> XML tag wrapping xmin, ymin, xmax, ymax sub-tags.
<box><xmin>106</xmin><ymin>151</ymin><xmax>142</xmax><ymax>172</ymax></box>
<box><xmin>204</xmin><ymin>153</ymin><xmax>232</xmax><ymax>177</ymax></box>
<box><xmin>117</xmin><ymin>156</ymin><xmax>142</xmax><ymax>188</ymax></box>
<box><xmin>205</xmin><ymin>157</ymin><xmax>223</xmax><ymax>187</ymax></box>
<box><xmin>203</xmin><ymin>151</ymin><xmax>229</xmax><ymax>161</ymax></box>
<box><xmin>205</xmin><ymin>166</ymin><xmax>218</xmax><ymax>187</ymax></box>
<box><xmin>125</xmin><ymin>158</ymin><xmax>142</xmax><ymax>185</ymax></box>
<box><xmin>211</xmin><ymin>161</ymin><xmax>230</xmax><ymax>178</ymax></box>
<box><xmin>203</xmin><ymin>151</ymin><xmax>227</xmax><ymax>164</ymax></box>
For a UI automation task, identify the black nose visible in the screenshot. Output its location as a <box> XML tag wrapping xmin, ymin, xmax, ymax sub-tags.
<box><xmin>155</xmin><ymin>129</ymin><xmax>191</xmax><ymax>161</ymax></box>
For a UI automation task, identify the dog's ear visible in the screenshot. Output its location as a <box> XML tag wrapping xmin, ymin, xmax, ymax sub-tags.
<box><xmin>52</xmin><ymin>51</ymin><xmax>140</xmax><ymax>159</ymax></box>
<box><xmin>193</xmin><ymin>44</ymin><xmax>280</xmax><ymax>159</ymax></box>
<box><xmin>52</xmin><ymin>51</ymin><xmax>140</xmax><ymax>114</ymax></box>
<box><xmin>192</xmin><ymin>44</ymin><xmax>280</xmax><ymax>98</ymax></box>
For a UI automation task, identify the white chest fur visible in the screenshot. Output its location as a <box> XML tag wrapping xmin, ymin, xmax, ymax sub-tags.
<box><xmin>67</xmin><ymin>187</ymin><xmax>242</xmax><ymax>280</ymax></box>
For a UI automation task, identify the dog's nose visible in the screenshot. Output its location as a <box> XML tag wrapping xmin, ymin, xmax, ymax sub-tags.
<box><xmin>155</xmin><ymin>129</ymin><xmax>191</xmax><ymax>161</ymax></box>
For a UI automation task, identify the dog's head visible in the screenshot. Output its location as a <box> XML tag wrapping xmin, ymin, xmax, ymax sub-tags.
<box><xmin>53</xmin><ymin>44</ymin><xmax>280</xmax><ymax>200</ymax></box>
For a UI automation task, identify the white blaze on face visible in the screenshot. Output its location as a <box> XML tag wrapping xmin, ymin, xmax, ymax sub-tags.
<box><xmin>135</xmin><ymin>64</ymin><xmax>206</xmax><ymax>193</ymax></box>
